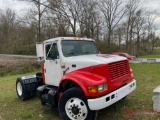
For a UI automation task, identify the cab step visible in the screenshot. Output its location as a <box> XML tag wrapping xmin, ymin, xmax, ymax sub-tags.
<box><xmin>37</xmin><ymin>85</ymin><xmax>58</xmax><ymax>109</ymax></box>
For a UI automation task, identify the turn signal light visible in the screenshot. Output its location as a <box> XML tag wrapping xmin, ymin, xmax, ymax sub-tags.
<box><xmin>61</xmin><ymin>65</ymin><xmax>65</xmax><ymax>68</ymax></box>
<box><xmin>88</xmin><ymin>86</ymin><xmax>98</xmax><ymax>93</ymax></box>
<box><xmin>88</xmin><ymin>84</ymin><xmax>108</xmax><ymax>93</ymax></box>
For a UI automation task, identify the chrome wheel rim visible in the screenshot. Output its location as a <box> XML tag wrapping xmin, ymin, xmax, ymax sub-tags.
<box><xmin>17</xmin><ymin>82</ymin><xmax>22</xmax><ymax>96</ymax></box>
<box><xmin>65</xmin><ymin>97</ymin><xmax>88</xmax><ymax>120</ymax></box>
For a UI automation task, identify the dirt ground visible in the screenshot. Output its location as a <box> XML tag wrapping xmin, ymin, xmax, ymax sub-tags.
<box><xmin>0</xmin><ymin>56</ymin><xmax>37</xmax><ymax>69</ymax></box>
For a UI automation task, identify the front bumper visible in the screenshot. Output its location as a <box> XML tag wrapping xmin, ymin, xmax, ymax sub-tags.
<box><xmin>87</xmin><ymin>79</ymin><xmax>136</xmax><ymax>110</ymax></box>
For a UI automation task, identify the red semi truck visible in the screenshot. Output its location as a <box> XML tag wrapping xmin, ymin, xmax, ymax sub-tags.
<box><xmin>16</xmin><ymin>37</ymin><xmax>136</xmax><ymax>120</ymax></box>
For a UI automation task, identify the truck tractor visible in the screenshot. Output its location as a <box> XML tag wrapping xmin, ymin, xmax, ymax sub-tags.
<box><xmin>16</xmin><ymin>37</ymin><xmax>136</xmax><ymax>120</ymax></box>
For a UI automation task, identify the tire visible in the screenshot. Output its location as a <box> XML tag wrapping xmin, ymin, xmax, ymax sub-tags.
<box><xmin>58</xmin><ymin>87</ymin><xmax>98</xmax><ymax>120</ymax></box>
<box><xmin>16</xmin><ymin>78</ymin><xmax>29</xmax><ymax>101</ymax></box>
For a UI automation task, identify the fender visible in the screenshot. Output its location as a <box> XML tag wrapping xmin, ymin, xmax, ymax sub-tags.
<box><xmin>59</xmin><ymin>71</ymin><xmax>107</xmax><ymax>97</ymax></box>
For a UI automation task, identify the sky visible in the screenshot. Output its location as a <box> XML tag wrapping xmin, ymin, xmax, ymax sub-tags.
<box><xmin>0</xmin><ymin>0</ymin><xmax>160</xmax><ymax>14</ymax></box>
<box><xmin>143</xmin><ymin>0</ymin><xmax>160</xmax><ymax>11</ymax></box>
<box><xmin>0</xmin><ymin>0</ymin><xmax>31</xmax><ymax>15</ymax></box>
<box><xmin>0</xmin><ymin>0</ymin><xmax>160</xmax><ymax>33</ymax></box>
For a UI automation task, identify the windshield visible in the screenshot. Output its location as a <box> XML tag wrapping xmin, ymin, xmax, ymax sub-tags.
<box><xmin>61</xmin><ymin>40</ymin><xmax>99</xmax><ymax>57</ymax></box>
<box><xmin>124</xmin><ymin>53</ymin><xmax>129</xmax><ymax>56</ymax></box>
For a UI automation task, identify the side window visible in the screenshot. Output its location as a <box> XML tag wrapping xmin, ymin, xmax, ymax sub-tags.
<box><xmin>46</xmin><ymin>43</ymin><xmax>59</xmax><ymax>59</ymax></box>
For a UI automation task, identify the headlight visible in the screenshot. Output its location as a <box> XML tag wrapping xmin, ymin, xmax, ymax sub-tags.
<box><xmin>98</xmin><ymin>84</ymin><xmax>108</xmax><ymax>92</ymax></box>
<box><xmin>88</xmin><ymin>84</ymin><xmax>108</xmax><ymax>93</ymax></box>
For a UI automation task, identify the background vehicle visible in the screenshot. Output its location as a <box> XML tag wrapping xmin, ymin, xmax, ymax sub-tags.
<box><xmin>112</xmin><ymin>52</ymin><xmax>137</xmax><ymax>60</ymax></box>
<box><xmin>16</xmin><ymin>37</ymin><xmax>136</xmax><ymax>120</ymax></box>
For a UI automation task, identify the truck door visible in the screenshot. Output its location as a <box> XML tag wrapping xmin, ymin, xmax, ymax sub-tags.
<box><xmin>44</xmin><ymin>43</ymin><xmax>61</xmax><ymax>86</ymax></box>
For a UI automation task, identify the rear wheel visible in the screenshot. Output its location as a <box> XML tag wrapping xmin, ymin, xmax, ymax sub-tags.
<box><xmin>17</xmin><ymin>82</ymin><xmax>23</xmax><ymax>96</ymax></box>
<box><xmin>58</xmin><ymin>87</ymin><xmax>97</xmax><ymax>120</ymax></box>
<box><xmin>16</xmin><ymin>78</ymin><xmax>29</xmax><ymax>100</ymax></box>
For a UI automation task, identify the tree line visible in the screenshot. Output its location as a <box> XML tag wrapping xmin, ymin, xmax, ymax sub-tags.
<box><xmin>0</xmin><ymin>0</ymin><xmax>159</xmax><ymax>55</ymax></box>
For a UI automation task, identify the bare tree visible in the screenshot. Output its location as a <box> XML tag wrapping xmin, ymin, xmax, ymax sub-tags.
<box><xmin>125</xmin><ymin>0</ymin><xmax>141</xmax><ymax>51</ymax></box>
<box><xmin>113</xmin><ymin>25</ymin><xmax>126</xmax><ymax>48</ymax></box>
<box><xmin>150</xmin><ymin>32</ymin><xmax>159</xmax><ymax>53</ymax></box>
<box><xmin>99</xmin><ymin>0</ymin><xmax>127</xmax><ymax>52</ymax></box>
<box><xmin>33</xmin><ymin>0</ymin><xmax>48</xmax><ymax>41</ymax></box>
<box><xmin>133</xmin><ymin>10</ymin><xmax>145</xmax><ymax>53</ymax></box>
<box><xmin>78</xmin><ymin>0</ymin><xmax>100</xmax><ymax>39</ymax></box>
<box><xmin>0</xmin><ymin>8</ymin><xmax>19</xmax><ymax>53</ymax></box>
<box><xmin>19</xmin><ymin>0</ymin><xmax>48</xmax><ymax>42</ymax></box>
<box><xmin>48</xmin><ymin>0</ymin><xmax>83</xmax><ymax>37</ymax></box>
<box><xmin>145</xmin><ymin>11</ymin><xmax>158</xmax><ymax>53</ymax></box>
<box><xmin>46</xmin><ymin>3</ymin><xmax>70</xmax><ymax>37</ymax></box>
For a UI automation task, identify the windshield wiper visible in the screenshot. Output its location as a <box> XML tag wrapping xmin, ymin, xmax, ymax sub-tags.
<box><xmin>83</xmin><ymin>52</ymin><xmax>91</xmax><ymax>54</ymax></box>
<box><xmin>67</xmin><ymin>52</ymin><xmax>79</xmax><ymax>56</ymax></box>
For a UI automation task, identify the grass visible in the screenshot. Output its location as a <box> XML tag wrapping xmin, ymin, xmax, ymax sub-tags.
<box><xmin>0</xmin><ymin>73</ymin><xmax>60</xmax><ymax>120</ymax></box>
<box><xmin>0</xmin><ymin>63</ymin><xmax>40</xmax><ymax>77</ymax></box>
<box><xmin>139</xmin><ymin>54</ymin><xmax>160</xmax><ymax>58</ymax></box>
<box><xmin>0</xmin><ymin>57</ymin><xmax>40</xmax><ymax>77</ymax></box>
<box><xmin>1</xmin><ymin>63</ymin><xmax>160</xmax><ymax>119</ymax></box>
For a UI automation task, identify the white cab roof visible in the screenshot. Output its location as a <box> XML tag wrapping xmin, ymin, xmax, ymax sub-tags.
<box><xmin>43</xmin><ymin>37</ymin><xmax>94</xmax><ymax>43</ymax></box>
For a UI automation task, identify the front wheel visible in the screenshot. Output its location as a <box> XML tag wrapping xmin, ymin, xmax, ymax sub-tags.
<box><xmin>58</xmin><ymin>87</ymin><xmax>97</xmax><ymax>120</ymax></box>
